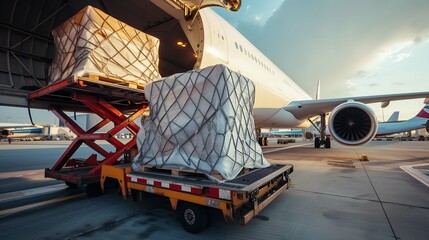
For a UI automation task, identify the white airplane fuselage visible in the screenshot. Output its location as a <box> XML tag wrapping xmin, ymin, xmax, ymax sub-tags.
<box><xmin>149</xmin><ymin>2</ymin><xmax>429</xmax><ymax>146</ymax></box>
<box><xmin>0</xmin><ymin>125</ymin><xmax>43</xmax><ymax>139</ymax></box>
<box><xmin>177</xmin><ymin>9</ymin><xmax>312</xmax><ymax>129</ymax></box>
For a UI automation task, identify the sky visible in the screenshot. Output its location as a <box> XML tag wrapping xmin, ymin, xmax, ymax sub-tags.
<box><xmin>1</xmin><ymin>0</ymin><xmax>429</xmax><ymax>124</ymax></box>
<box><xmin>214</xmin><ymin>0</ymin><xmax>429</xmax><ymax>121</ymax></box>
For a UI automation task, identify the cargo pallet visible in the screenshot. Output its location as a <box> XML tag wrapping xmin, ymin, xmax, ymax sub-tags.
<box><xmin>28</xmin><ymin>76</ymin><xmax>148</xmax><ymax>195</ymax></box>
<box><xmin>101</xmin><ymin>163</ymin><xmax>293</xmax><ymax>233</ymax></box>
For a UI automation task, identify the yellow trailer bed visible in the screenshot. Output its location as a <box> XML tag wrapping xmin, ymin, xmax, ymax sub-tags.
<box><xmin>100</xmin><ymin>163</ymin><xmax>293</xmax><ymax>233</ymax></box>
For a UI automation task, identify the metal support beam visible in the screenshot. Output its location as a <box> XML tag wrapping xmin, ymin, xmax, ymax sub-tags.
<box><xmin>320</xmin><ymin>113</ymin><xmax>326</xmax><ymax>141</ymax></box>
<box><xmin>43</xmin><ymin>92</ymin><xmax>146</xmax><ymax>183</ymax></box>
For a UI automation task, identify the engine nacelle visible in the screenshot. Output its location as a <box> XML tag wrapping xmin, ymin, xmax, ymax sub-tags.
<box><xmin>328</xmin><ymin>101</ymin><xmax>378</xmax><ymax>146</ymax></box>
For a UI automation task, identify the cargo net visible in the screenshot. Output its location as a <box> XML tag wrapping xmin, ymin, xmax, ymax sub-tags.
<box><xmin>49</xmin><ymin>5</ymin><xmax>161</xmax><ymax>85</ymax></box>
<box><xmin>133</xmin><ymin>64</ymin><xmax>269</xmax><ymax>182</ymax></box>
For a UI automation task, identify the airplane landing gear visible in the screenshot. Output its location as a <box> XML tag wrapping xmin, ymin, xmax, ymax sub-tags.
<box><xmin>310</xmin><ymin>113</ymin><xmax>331</xmax><ymax>149</ymax></box>
<box><xmin>256</xmin><ymin>128</ymin><xmax>268</xmax><ymax>146</ymax></box>
<box><xmin>314</xmin><ymin>137</ymin><xmax>331</xmax><ymax>149</ymax></box>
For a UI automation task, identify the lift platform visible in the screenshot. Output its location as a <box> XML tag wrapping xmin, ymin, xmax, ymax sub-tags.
<box><xmin>27</xmin><ymin>76</ymin><xmax>148</xmax><ymax>195</ymax></box>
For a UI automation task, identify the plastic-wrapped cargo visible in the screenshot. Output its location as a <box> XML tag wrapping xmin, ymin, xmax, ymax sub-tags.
<box><xmin>132</xmin><ymin>64</ymin><xmax>269</xmax><ymax>181</ymax></box>
<box><xmin>49</xmin><ymin>5</ymin><xmax>161</xmax><ymax>85</ymax></box>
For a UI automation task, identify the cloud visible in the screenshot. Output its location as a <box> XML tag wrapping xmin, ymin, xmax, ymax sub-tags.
<box><xmin>255</xmin><ymin>14</ymin><xmax>262</xmax><ymax>22</ymax></box>
<box><xmin>368</xmin><ymin>83</ymin><xmax>378</xmax><ymax>87</ymax></box>
<box><xmin>226</xmin><ymin>0</ymin><xmax>429</xmax><ymax>97</ymax></box>
<box><xmin>392</xmin><ymin>52</ymin><xmax>411</xmax><ymax>63</ymax></box>
<box><xmin>354</xmin><ymin>70</ymin><xmax>367</xmax><ymax>79</ymax></box>
<box><xmin>414</xmin><ymin>36</ymin><xmax>423</xmax><ymax>43</ymax></box>
<box><xmin>346</xmin><ymin>80</ymin><xmax>357</xmax><ymax>90</ymax></box>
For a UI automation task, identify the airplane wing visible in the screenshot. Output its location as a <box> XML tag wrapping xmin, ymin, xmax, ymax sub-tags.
<box><xmin>0</xmin><ymin>124</ymin><xmax>35</xmax><ymax>129</ymax></box>
<box><xmin>284</xmin><ymin>91</ymin><xmax>429</xmax><ymax>120</ymax></box>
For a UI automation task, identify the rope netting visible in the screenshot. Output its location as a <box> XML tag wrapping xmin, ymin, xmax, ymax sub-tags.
<box><xmin>133</xmin><ymin>64</ymin><xmax>269</xmax><ymax>181</ymax></box>
<box><xmin>49</xmin><ymin>6</ymin><xmax>161</xmax><ymax>85</ymax></box>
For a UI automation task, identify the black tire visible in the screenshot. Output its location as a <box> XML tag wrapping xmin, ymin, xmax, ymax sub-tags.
<box><xmin>264</xmin><ymin>137</ymin><xmax>268</xmax><ymax>146</ymax></box>
<box><xmin>86</xmin><ymin>183</ymin><xmax>102</xmax><ymax>197</ymax></box>
<box><xmin>325</xmin><ymin>137</ymin><xmax>331</xmax><ymax>149</ymax></box>
<box><xmin>65</xmin><ymin>181</ymin><xmax>78</xmax><ymax>188</ymax></box>
<box><xmin>179</xmin><ymin>202</ymin><xmax>208</xmax><ymax>233</ymax></box>
<box><xmin>131</xmin><ymin>189</ymin><xmax>139</xmax><ymax>201</ymax></box>
<box><xmin>315</xmin><ymin>137</ymin><xmax>321</xmax><ymax>148</ymax></box>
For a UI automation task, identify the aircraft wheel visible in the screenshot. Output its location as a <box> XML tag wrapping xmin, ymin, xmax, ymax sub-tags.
<box><xmin>315</xmin><ymin>137</ymin><xmax>321</xmax><ymax>148</ymax></box>
<box><xmin>179</xmin><ymin>202</ymin><xmax>208</xmax><ymax>233</ymax></box>
<box><xmin>325</xmin><ymin>138</ymin><xmax>331</xmax><ymax>148</ymax></box>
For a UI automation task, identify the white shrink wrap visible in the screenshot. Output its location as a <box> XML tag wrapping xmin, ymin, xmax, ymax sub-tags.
<box><xmin>49</xmin><ymin>5</ymin><xmax>161</xmax><ymax>85</ymax></box>
<box><xmin>133</xmin><ymin>64</ymin><xmax>269</xmax><ymax>181</ymax></box>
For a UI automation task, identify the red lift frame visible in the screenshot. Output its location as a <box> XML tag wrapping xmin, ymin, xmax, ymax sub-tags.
<box><xmin>28</xmin><ymin>76</ymin><xmax>148</xmax><ymax>186</ymax></box>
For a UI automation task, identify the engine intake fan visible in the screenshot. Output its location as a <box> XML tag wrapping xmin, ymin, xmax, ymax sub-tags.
<box><xmin>328</xmin><ymin>101</ymin><xmax>378</xmax><ymax>146</ymax></box>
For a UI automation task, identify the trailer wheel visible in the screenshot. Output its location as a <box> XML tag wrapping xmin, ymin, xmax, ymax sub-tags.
<box><xmin>86</xmin><ymin>183</ymin><xmax>102</xmax><ymax>197</ymax></box>
<box><xmin>315</xmin><ymin>137</ymin><xmax>321</xmax><ymax>148</ymax></box>
<box><xmin>65</xmin><ymin>181</ymin><xmax>78</xmax><ymax>188</ymax></box>
<box><xmin>179</xmin><ymin>202</ymin><xmax>208</xmax><ymax>233</ymax></box>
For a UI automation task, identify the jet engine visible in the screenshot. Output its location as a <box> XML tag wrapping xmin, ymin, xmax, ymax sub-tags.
<box><xmin>328</xmin><ymin>101</ymin><xmax>378</xmax><ymax>146</ymax></box>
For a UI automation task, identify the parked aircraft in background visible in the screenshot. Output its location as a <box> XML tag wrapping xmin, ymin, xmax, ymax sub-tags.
<box><xmin>376</xmin><ymin>105</ymin><xmax>429</xmax><ymax>136</ymax></box>
<box><xmin>0</xmin><ymin>123</ymin><xmax>43</xmax><ymax>139</ymax></box>
<box><xmin>323</xmin><ymin>105</ymin><xmax>429</xmax><ymax>138</ymax></box>
<box><xmin>266</xmin><ymin>129</ymin><xmax>304</xmax><ymax>138</ymax></box>
<box><xmin>151</xmin><ymin>2</ymin><xmax>429</xmax><ymax>148</ymax></box>
<box><xmin>386</xmin><ymin>111</ymin><xmax>399</xmax><ymax>122</ymax></box>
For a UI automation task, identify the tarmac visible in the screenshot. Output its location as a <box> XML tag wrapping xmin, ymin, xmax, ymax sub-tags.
<box><xmin>0</xmin><ymin>139</ymin><xmax>428</xmax><ymax>239</ymax></box>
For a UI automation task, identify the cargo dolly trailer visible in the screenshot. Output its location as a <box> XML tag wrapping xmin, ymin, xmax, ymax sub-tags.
<box><xmin>27</xmin><ymin>76</ymin><xmax>148</xmax><ymax>196</ymax></box>
<box><xmin>101</xmin><ymin>163</ymin><xmax>293</xmax><ymax>233</ymax></box>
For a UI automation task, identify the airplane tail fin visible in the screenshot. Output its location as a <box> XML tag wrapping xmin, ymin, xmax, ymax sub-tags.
<box><xmin>386</xmin><ymin>111</ymin><xmax>399</xmax><ymax>122</ymax></box>
<box><xmin>315</xmin><ymin>80</ymin><xmax>320</xmax><ymax>100</ymax></box>
<box><xmin>415</xmin><ymin>105</ymin><xmax>429</xmax><ymax>118</ymax></box>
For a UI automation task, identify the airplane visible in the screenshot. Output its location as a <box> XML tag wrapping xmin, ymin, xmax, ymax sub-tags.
<box><xmin>3</xmin><ymin>1</ymin><xmax>428</xmax><ymax>149</ymax></box>
<box><xmin>0</xmin><ymin>123</ymin><xmax>44</xmax><ymax>140</ymax></box>
<box><xmin>319</xmin><ymin>105</ymin><xmax>429</xmax><ymax>143</ymax></box>
<box><xmin>265</xmin><ymin>129</ymin><xmax>305</xmax><ymax>137</ymax></box>
<box><xmin>376</xmin><ymin>105</ymin><xmax>429</xmax><ymax>136</ymax></box>
<box><xmin>386</xmin><ymin>111</ymin><xmax>400</xmax><ymax>122</ymax></box>
<box><xmin>147</xmin><ymin>1</ymin><xmax>429</xmax><ymax>148</ymax></box>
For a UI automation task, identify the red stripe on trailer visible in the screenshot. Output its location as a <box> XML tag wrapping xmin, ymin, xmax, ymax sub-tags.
<box><xmin>125</xmin><ymin>174</ymin><xmax>204</xmax><ymax>195</ymax></box>
<box><xmin>137</xmin><ymin>178</ymin><xmax>146</xmax><ymax>184</ymax></box>
<box><xmin>206</xmin><ymin>188</ymin><xmax>219</xmax><ymax>199</ymax></box>
<box><xmin>170</xmin><ymin>183</ymin><xmax>182</xmax><ymax>191</ymax></box>
<box><xmin>206</xmin><ymin>188</ymin><xmax>231</xmax><ymax>200</ymax></box>
<box><xmin>191</xmin><ymin>187</ymin><xmax>203</xmax><ymax>195</ymax></box>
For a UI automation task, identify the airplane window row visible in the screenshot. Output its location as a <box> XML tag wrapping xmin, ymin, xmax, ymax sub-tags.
<box><xmin>234</xmin><ymin>42</ymin><xmax>274</xmax><ymax>75</ymax></box>
<box><xmin>217</xmin><ymin>33</ymin><xmax>225</xmax><ymax>41</ymax></box>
